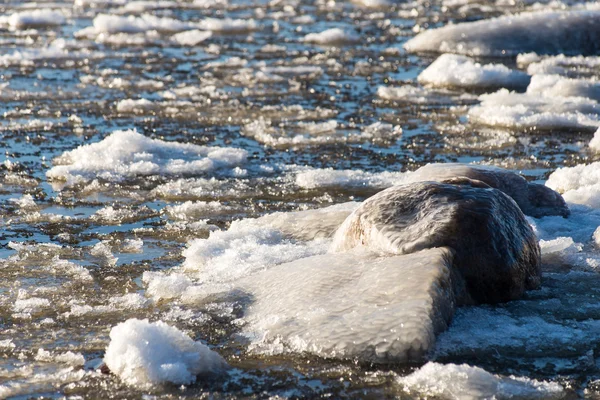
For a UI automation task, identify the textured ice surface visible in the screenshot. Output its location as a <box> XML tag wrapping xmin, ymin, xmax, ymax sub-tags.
<box><xmin>295</xmin><ymin>167</ymin><xmax>410</xmax><ymax>189</ymax></box>
<box><xmin>399</xmin><ymin>362</ymin><xmax>564</xmax><ymax>400</ymax></box>
<box><xmin>240</xmin><ymin>248</ymin><xmax>456</xmax><ymax>362</ymax></box>
<box><xmin>546</xmin><ymin>162</ymin><xmax>600</xmax><ymax>208</ymax></box>
<box><xmin>527</xmin><ymin>74</ymin><xmax>600</xmax><ymax>101</ymax></box>
<box><xmin>590</xmin><ymin>128</ymin><xmax>600</xmax><ymax>152</ymax></box>
<box><xmin>405</xmin><ymin>10</ymin><xmax>600</xmax><ymax>56</ymax></box>
<box><xmin>302</xmin><ymin>28</ymin><xmax>359</xmax><ymax>45</ymax></box>
<box><xmin>104</xmin><ymin>319</ymin><xmax>227</xmax><ymax>388</ymax></box>
<box><xmin>468</xmin><ymin>89</ymin><xmax>600</xmax><ymax>130</ymax></box>
<box><xmin>418</xmin><ymin>54</ymin><xmax>529</xmax><ymax>89</ymax></box>
<box><xmin>46</xmin><ymin>129</ymin><xmax>247</xmax><ymax>186</ymax></box>
<box><xmin>0</xmin><ymin>9</ymin><xmax>66</xmax><ymax>29</ymax></box>
<box><xmin>519</xmin><ymin>53</ymin><xmax>600</xmax><ymax>76</ymax></box>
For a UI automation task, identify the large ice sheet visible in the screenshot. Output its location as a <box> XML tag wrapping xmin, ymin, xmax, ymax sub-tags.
<box><xmin>405</xmin><ymin>10</ymin><xmax>600</xmax><ymax>57</ymax></box>
<box><xmin>240</xmin><ymin>248</ymin><xmax>457</xmax><ymax>363</ymax></box>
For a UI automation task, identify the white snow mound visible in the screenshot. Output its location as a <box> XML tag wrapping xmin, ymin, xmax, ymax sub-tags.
<box><xmin>104</xmin><ymin>318</ymin><xmax>227</xmax><ymax>388</ymax></box>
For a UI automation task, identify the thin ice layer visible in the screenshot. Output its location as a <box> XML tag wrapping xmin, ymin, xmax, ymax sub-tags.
<box><xmin>404</xmin><ymin>10</ymin><xmax>600</xmax><ymax>56</ymax></box>
<box><xmin>46</xmin><ymin>129</ymin><xmax>247</xmax><ymax>186</ymax></box>
<box><xmin>240</xmin><ymin>248</ymin><xmax>457</xmax><ymax>363</ymax></box>
<box><xmin>418</xmin><ymin>54</ymin><xmax>529</xmax><ymax>89</ymax></box>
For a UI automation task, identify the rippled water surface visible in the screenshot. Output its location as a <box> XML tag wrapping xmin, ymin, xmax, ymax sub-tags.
<box><xmin>2</xmin><ymin>0</ymin><xmax>600</xmax><ymax>398</ymax></box>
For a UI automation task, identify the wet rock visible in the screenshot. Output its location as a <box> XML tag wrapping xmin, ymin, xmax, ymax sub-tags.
<box><xmin>408</xmin><ymin>163</ymin><xmax>569</xmax><ymax>218</ymax></box>
<box><xmin>332</xmin><ymin>179</ymin><xmax>541</xmax><ymax>304</ymax></box>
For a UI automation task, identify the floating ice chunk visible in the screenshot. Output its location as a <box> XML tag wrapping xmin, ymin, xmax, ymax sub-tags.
<box><xmin>241</xmin><ymin>248</ymin><xmax>456</xmax><ymax>362</ymax></box>
<box><xmin>547</xmin><ymin>162</ymin><xmax>600</xmax><ymax>194</ymax></box>
<box><xmin>115</xmin><ymin>98</ymin><xmax>157</xmax><ymax>113</ymax></box>
<box><xmin>91</xmin><ymin>13</ymin><xmax>192</xmax><ymax>34</ymax></box>
<box><xmin>360</xmin><ymin>122</ymin><xmax>403</xmax><ymax>139</ymax></box>
<box><xmin>295</xmin><ymin>167</ymin><xmax>410</xmax><ymax>189</ymax></box>
<box><xmin>303</xmin><ymin>28</ymin><xmax>359</xmax><ymax>45</ymax></box>
<box><xmin>117</xmin><ymin>0</ymin><xmax>180</xmax><ymax>13</ymax></box>
<box><xmin>589</xmin><ymin>128</ymin><xmax>600</xmax><ymax>152</ymax></box>
<box><xmin>108</xmin><ymin>293</ymin><xmax>150</xmax><ymax>309</ymax></box>
<box><xmin>468</xmin><ymin>89</ymin><xmax>600</xmax><ymax>130</ymax></box>
<box><xmin>46</xmin><ymin>129</ymin><xmax>247</xmax><ymax>186</ymax></box>
<box><xmin>546</xmin><ymin>162</ymin><xmax>600</xmax><ymax>208</ymax></box>
<box><xmin>527</xmin><ymin>74</ymin><xmax>600</xmax><ymax>102</ymax></box>
<box><xmin>90</xmin><ymin>242</ymin><xmax>118</xmax><ymax>267</ymax></box>
<box><xmin>197</xmin><ymin>18</ymin><xmax>257</xmax><ymax>32</ymax></box>
<box><xmin>351</xmin><ymin>0</ymin><xmax>391</xmax><ymax>7</ymax></box>
<box><xmin>404</xmin><ymin>10</ymin><xmax>600</xmax><ymax>56</ymax></box>
<box><xmin>10</xmin><ymin>194</ymin><xmax>38</xmax><ymax>210</ymax></box>
<box><xmin>539</xmin><ymin>237</ymin><xmax>582</xmax><ymax>265</ymax></box>
<box><xmin>0</xmin><ymin>9</ymin><xmax>66</xmax><ymax>29</ymax></box>
<box><xmin>13</xmin><ymin>297</ymin><xmax>50</xmax><ymax>314</ymax></box>
<box><xmin>520</xmin><ymin>53</ymin><xmax>600</xmax><ymax>76</ymax></box>
<box><xmin>171</xmin><ymin>29</ymin><xmax>212</xmax><ymax>46</ymax></box>
<box><xmin>418</xmin><ymin>54</ymin><xmax>530</xmax><ymax>89</ymax></box>
<box><xmin>104</xmin><ymin>319</ymin><xmax>227</xmax><ymax>389</ymax></box>
<box><xmin>35</xmin><ymin>349</ymin><xmax>85</xmax><ymax>367</ymax></box>
<box><xmin>399</xmin><ymin>362</ymin><xmax>564</xmax><ymax>400</ymax></box>
<box><xmin>164</xmin><ymin>201</ymin><xmax>232</xmax><ymax>220</ymax></box>
<box><xmin>121</xmin><ymin>238</ymin><xmax>144</xmax><ymax>253</ymax></box>
<box><xmin>143</xmin><ymin>272</ymin><xmax>193</xmax><ymax>301</ymax></box>
<box><xmin>376</xmin><ymin>85</ymin><xmax>473</xmax><ymax>104</ymax></box>
<box><xmin>242</xmin><ymin>118</ymin><xmax>368</xmax><ymax>147</ymax></box>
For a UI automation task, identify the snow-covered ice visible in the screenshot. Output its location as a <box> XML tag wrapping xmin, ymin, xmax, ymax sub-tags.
<box><xmin>405</xmin><ymin>10</ymin><xmax>600</xmax><ymax>56</ymax></box>
<box><xmin>399</xmin><ymin>362</ymin><xmax>564</xmax><ymax>400</ymax></box>
<box><xmin>46</xmin><ymin>129</ymin><xmax>247</xmax><ymax>186</ymax></box>
<box><xmin>418</xmin><ymin>54</ymin><xmax>530</xmax><ymax>89</ymax></box>
<box><xmin>104</xmin><ymin>319</ymin><xmax>227</xmax><ymax>388</ymax></box>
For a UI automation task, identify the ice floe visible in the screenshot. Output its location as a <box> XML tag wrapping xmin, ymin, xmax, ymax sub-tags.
<box><xmin>418</xmin><ymin>54</ymin><xmax>530</xmax><ymax>90</ymax></box>
<box><xmin>302</xmin><ymin>28</ymin><xmax>359</xmax><ymax>45</ymax></box>
<box><xmin>0</xmin><ymin>9</ymin><xmax>66</xmax><ymax>29</ymax></box>
<box><xmin>399</xmin><ymin>362</ymin><xmax>564</xmax><ymax>400</ymax></box>
<box><xmin>405</xmin><ymin>9</ymin><xmax>600</xmax><ymax>56</ymax></box>
<box><xmin>295</xmin><ymin>167</ymin><xmax>410</xmax><ymax>189</ymax></box>
<box><xmin>104</xmin><ymin>319</ymin><xmax>227</xmax><ymax>388</ymax></box>
<box><xmin>46</xmin><ymin>129</ymin><xmax>247</xmax><ymax>186</ymax></box>
<box><xmin>468</xmin><ymin>89</ymin><xmax>600</xmax><ymax>130</ymax></box>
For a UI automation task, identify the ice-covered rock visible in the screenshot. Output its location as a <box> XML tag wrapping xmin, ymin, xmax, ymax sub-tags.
<box><xmin>407</xmin><ymin>163</ymin><xmax>569</xmax><ymax>218</ymax></box>
<box><xmin>418</xmin><ymin>54</ymin><xmax>530</xmax><ymax>89</ymax></box>
<box><xmin>104</xmin><ymin>319</ymin><xmax>227</xmax><ymax>389</ymax></box>
<box><xmin>46</xmin><ymin>129</ymin><xmax>247</xmax><ymax>186</ymax></box>
<box><xmin>405</xmin><ymin>10</ymin><xmax>600</xmax><ymax>57</ymax></box>
<box><xmin>331</xmin><ymin>180</ymin><xmax>541</xmax><ymax>304</ymax></box>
